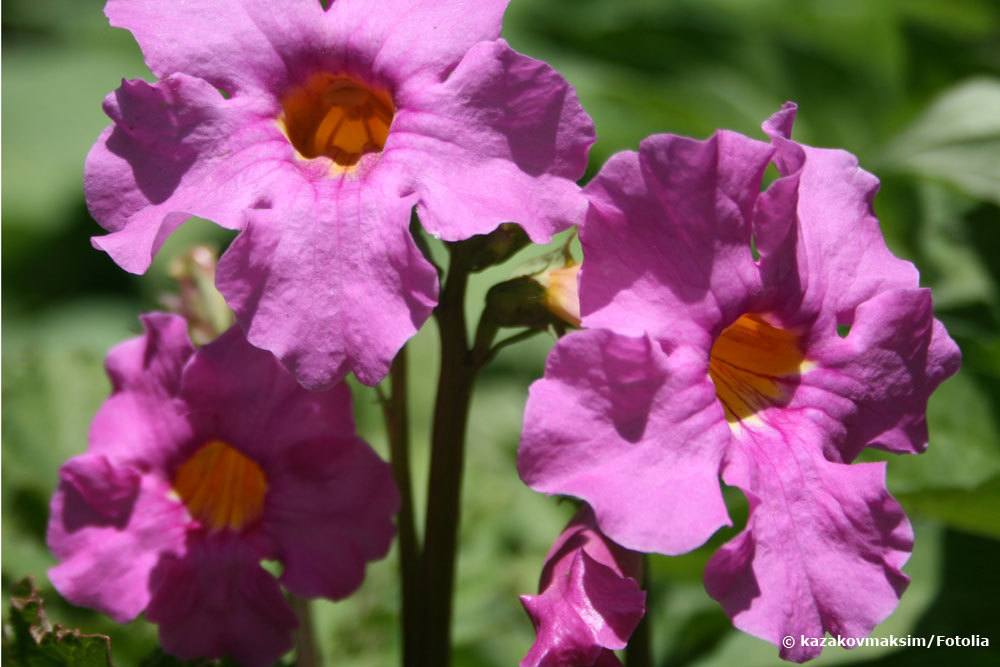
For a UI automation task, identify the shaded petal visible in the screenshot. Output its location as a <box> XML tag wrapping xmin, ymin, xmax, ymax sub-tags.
<box><xmin>521</xmin><ymin>507</ymin><xmax>645</xmax><ymax>667</ymax></box>
<box><xmin>89</xmin><ymin>314</ymin><xmax>196</xmax><ymax>470</ymax></box>
<box><xmin>581</xmin><ymin>131</ymin><xmax>772</xmax><ymax>347</ymax></box>
<box><xmin>518</xmin><ymin>329</ymin><xmax>731</xmax><ymax>554</ymax></box>
<box><xmin>795</xmin><ymin>289</ymin><xmax>961</xmax><ymax>460</ymax></box>
<box><xmin>87</xmin><ymin>75</ymin><xmax>291</xmax><ymax>273</ymax></box>
<box><xmin>146</xmin><ymin>537</ymin><xmax>297</xmax><ymax>667</ymax></box>
<box><xmin>391</xmin><ymin>39</ymin><xmax>594</xmax><ymax>242</ymax></box>
<box><xmin>705</xmin><ymin>423</ymin><xmax>913</xmax><ymax>662</ymax></box>
<box><xmin>47</xmin><ymin>469</ymin><xmax>188</xmax><ymax>623</ymax></box>
<box><xmin>105</xmin><ymin>0</ymin><xmax>328</xmax><ymax>94</ymax></box>
<box><xmin>57</xmin><ymin>454</ymin><xmax>141</xmax><ymax>522</ymax></box>
<box><xmin>104</xmin><ymin>313</ymin><xmax>193</xmax><ymax>396</ymax></box>
<box><xmin>756</xmin><ymin>103</ymin><xmax>920</xmax><ymax>325</ymax></box>
<box><xmin>216</xmin><ymin>171</ymin><xmax>438</xmax><ymax>389</ymax></box>
<box><xmin>329</xmin><ymin>0</ymin><xmax>509</xmax><ymax>85</ymax></box>
<box><xmin>263</xmin><ymin>437</ymin><xmax>399</xmax><ymax>599</ymax></box>
<box><xmin>179</xmin><ymin>326</ymin><xmax>356</xmax><ymax>464</ymax></box>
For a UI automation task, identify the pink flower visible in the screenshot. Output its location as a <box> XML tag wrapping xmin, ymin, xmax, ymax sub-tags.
<box><xmin>518</xmin><ymin>104</ymin><xmax>961</xmax><ymax>661</ymax></box>
<box><xmin>87</xmin><ymin>0</ymin><xmax>595</xmax><ymax>389</ymax></box>
<box><xmin>47</xmin><ymin>314</ymin><xmax>398</xmax><ymax>666</ymax></box>
<box><xmin>520</xmin><ymin>506</ymin><xmax>645</xmax><ymax>667</ymax></box>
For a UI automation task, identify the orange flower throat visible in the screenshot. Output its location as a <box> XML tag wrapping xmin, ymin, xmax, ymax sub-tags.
<box><xmin>279</xmin><ymin>73</ymin><xmax>395</xmax><ymax>170</ymax></box>
<box><xmin>708</xmin><ymin>314</ymin><xmax>806</xmax><ymax>424</ymax></box>
<box><xmin>173</xmin><ymin>440</ymin><xmax>268</xmax><ymax>532</ymax></box>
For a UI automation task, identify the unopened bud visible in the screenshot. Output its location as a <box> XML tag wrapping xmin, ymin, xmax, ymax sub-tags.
<box><xmin>535</xmin><ymin>263</ymin><xmax>581</xmax><ymax>327</ymax></box>
<box><xmin>163</xmin><ymin>245</ymin><xmax>233</xmax><ymax>344</ymax></box>
<box><xmin>452</xmin><ymin>223</ymin><xmax>531</xmax><ymax>272</ymax></box>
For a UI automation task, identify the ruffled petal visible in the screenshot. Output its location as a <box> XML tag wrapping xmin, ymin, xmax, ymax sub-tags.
<box><xmin>756</xmin><ymin>103</ymin><xmax>920</xmax><ymax>325</ymax></box>
<box><xmin>518</xmin><ymin>329</ymin><xmax>731</xmax><ymax>554</ymax></box>
<box><xmin>329</xmin><ymin>0</ymin><xmax>509</xmax><ymax>84</ymax></box>
<box><xmin>792</xmin><ymin>289</ymin><xmax>961</xmax><ymax>461</ymax></box>
<box><xmin>581</xmin><ymin>131</ymin><xmax>772</xmax><ymax>347</ymax></box>
<box><xmin>86</xmin><ymin>75</ymin><xmax>292</xmax><ymax>273</ymax></box>
<box><xmin>89</xmin><ymin>314</ymin><xmax>196</xmax><ymax>471</ymax></box>
<box><xmin>216</xmin><ymin>171</ymin><xmax>438</xmax><ymax>389</ymax></box>
<box><xmin>104</xmin><ymin>0</ymin><xmax>328</xmax><ymax>94</ymax></box>
<box><xmin>521</xmin><ymin>507</ymin><xmax>645</xmax><ymax>667</ymax></box>
<box><xmin>145</xmin><ymin>537</ymin><xmax>297</xmax><ymax>667</ymax></box>
<box><xmin>178</xmin><ymin>326</ymin><xmax>357</xmax><ymax>463</ymax></box>
<box><xmin>104</xmin><ymin>313</ymin><xmax>192</xmax><ymax>396</ymax></box>
<box><xmin>391</xmin><ymin>39</ymin><xmax>594</xmax><ymax>242</ymax></box>
<box><xmin>47</xmin><ymin>468</ymin><xmax>188</xmax><ymax>623</ymax></box>
<box><xmin>263</xmin><ymin>437</ymin><xmax>399</xmax><ymax>600</ymax></box>
<box><xmin>704</xmin><ymin>423</ymin><xmax>913</xmax><ymax>662</ymax></box>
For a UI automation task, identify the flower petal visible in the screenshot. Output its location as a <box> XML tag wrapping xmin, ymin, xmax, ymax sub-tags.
<box><xmin>104</xmin><ymin>0</ymin><xmax>327</xmax><ymax>94</ymax></box>
<box><xmin>518</xmin><ymin>329</ymin><xmax>731</xmax><ymax>554</ymax></box>
<box><xmin>89</xmin><ymin>314</ymin><xmax>196</xmax><ymax>470</ymax></box>
<box><xmin>216</xmin><ymin>171</ymin><xmax>438</xmax><ymax>389</ymax></box>
<box><xmin>178</xmin><ymin>326</ymin><xmax>357</xmax><ymax>463</ymax></box>
<box><xmin>263</xmin><ymin>437</ymin><xmax>399</xmax><ymax>600</ymax></box>
<box><xmin>390</xmin><ymin>39</ymin><xmax>593</xmax><ymax>242</ymax></box>
<box><xmin>145</xmin><ymin>537</ymin><xmax>297</xmax><ymax>667</ymax></box>
<box><xmin>87</xmin><ymin>75</ymin><xmax>290</xmax><ymax>274</ymax></box>
<box><xmin>795</xmin><ymin>288</ymin><xmax>961</xmax><ymax>460</ymax></box>
<box><xmin>581</xmin><ymin>131</ymin><xmax>772</xmax><ymax>347</ymax></box>
<box><xmin>756</xmin><ymin>103</ymin><xmax>920</xmax><ymax>325</ymax></box>
<box><xmin>705</xmin><ymin>424</ymin><xmax>913</xmax><ymax>662</ymax></box>
<box><xmin>47</xmin><ymin>469</ymin><xmax>188</xmax><ymax>623</ymax></box>
<box><xmin>329</xmin><ymin>0</ymin><xmax>509</xmax><ymax>84</ymax></box>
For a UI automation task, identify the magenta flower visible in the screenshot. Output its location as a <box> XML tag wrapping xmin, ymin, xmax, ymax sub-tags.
<box><xmin>520</xmin><ymin>506</ymin><xmax>646</xmax><ymax>667</ymax></box>
<box><xmin>86</xmin><ymin>0</ymin><xmax>594</xmax><ymax>389</ymax></box>
<box><xmin>47</xmin><ymin>314</ymin><xmax>398</xmax><ymax>666</ymax></box>
<box><xmin>518</xmin><ymin>104</ymin><xmax>961</xmax><ymax>661</ymax></box>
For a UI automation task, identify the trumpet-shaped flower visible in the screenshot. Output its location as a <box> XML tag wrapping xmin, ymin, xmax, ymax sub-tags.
<box><xmin>47</xmin><ymin>314</ymin><xmax>398</xmax><ymax>666</ymax></box>
<box><xmin>520</xmin><ymin>506</ymin><xmax>645</xmax><ymax>667</ymax></box>
<box><xmin>87</xmin><ymin>0</ymin><xmax>595</xmax><ymax>389</ymax></box>
<box><xmin>518</xmin><ymin>104</ymin><xmax>961</xmax><ymax>661</ymax></box>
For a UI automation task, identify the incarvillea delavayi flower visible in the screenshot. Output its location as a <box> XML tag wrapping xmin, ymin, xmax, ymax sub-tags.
<box><xmin>47</xmin><ymin>314</ymin><xmax>397</xmax><ymax>666</ymax></box>
<box><xmin>520</xmin><ymin>506</ymin><xmax>645</xmax><ymax>667</ymax></box>
<box><xmin>87</xmin><ymin>0</ymin><xmax>595</xmax><ymax>389</ymax></box>
<box><xmin>519</xmin><ymin>104</ymin><xmax>961</xmax><ymax>662</ymax></box>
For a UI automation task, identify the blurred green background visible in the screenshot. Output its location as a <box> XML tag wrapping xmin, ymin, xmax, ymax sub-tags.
<box><xmin>3</xmin><ymin>0</ymin><xmax>1000</xmax><ymax>665</ymax></box>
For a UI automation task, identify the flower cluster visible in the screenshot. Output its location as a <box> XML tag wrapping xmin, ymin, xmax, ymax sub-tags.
<box><xmin>48</xmin><ymin>0</ymin><xmax>960</xmax><ymax>665</ymax></box>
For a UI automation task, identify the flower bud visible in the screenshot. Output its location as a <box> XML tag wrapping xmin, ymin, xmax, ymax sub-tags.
<box><xmin>162</xmin><ymin>245</ymin><xmax>233</xmax><ymax>344</ymax></box>
<box><xmin>536</xmin><ymin>262</ymin><xmax>581</xmax><ymax>328</ymax></box>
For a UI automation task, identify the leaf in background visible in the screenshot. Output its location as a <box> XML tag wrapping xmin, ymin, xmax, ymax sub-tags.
<box><xmin>896</xmin><ymin>475</ymin><xmax>1000</xmax><ymax>539</ymax></box>
<box><xmin>3</xmin><ymin>577</ymin><xmax>114</xmax><ymax>667</ymax></box>
<box><xmin>915</xmin><ymin>183</ymin><xmax>997</xmax><ymax>311</ymax></box>
<box><xmin>876</xmin><ymin>372</ymin><xmax>1000</xmax><ymax>495</ymax></box>
<box><xmin>884</xmin><ymin>78</ymin><xmax>1000</xmax><ymax>205</ymax></box>
<box><xmin>1</xmin><ymin>45</ymin><xmax>148</xmax><ymax>235</ymax></box>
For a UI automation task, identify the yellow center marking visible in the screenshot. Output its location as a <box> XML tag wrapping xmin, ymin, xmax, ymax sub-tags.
<box><xmin>279</xmin><ymin>73</ymin><xmax>395</xmax><ymax>171</ymax></box>
<box><xmin>173</xmin><ymin>440</ymin><xmax>267</xmax><ymax>532</ymax></box>
<box><xmin>708</xmin><ymin>314</ymin><xmax>806</xmax><ymax>424</ymax></box>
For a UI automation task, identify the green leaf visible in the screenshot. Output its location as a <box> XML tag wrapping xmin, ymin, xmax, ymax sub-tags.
<box><xmin>3</xmin><ymin>577</ymin><xmax>113</xmax><ymax>667</ymax></box>
<box><xmin>884</xmin><ymin>78</ymin><xmax>1000</xmax><ymax>205</ymax></box>
<box><xmin>896</xmin><ymin>475</ymin><xmax>1000</xmax><ymax>539</ymax></box>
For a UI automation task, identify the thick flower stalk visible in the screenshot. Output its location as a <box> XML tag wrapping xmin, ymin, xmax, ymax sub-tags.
<box><xmin>519</xmin><ymin>104</ymin><xmax>961</xmax><ymax>661</ymax></box>
<box><xmin>47</xmin><ymin>314</ymin><xmax>398</xmax><ymax>666</ymax></box>
<box><xmin>86</xmin><ymin>0</ymin><xmax>594</xmax><ymax>389</ymax></box>
<box><xmin>520</xmin><ymin>506</ymin><xmax>646</xmax><ymax>667</ymax></box>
